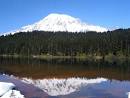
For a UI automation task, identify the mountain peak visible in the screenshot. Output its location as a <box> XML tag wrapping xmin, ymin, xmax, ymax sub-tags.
<box><xmin>43</xmin><ymin>13</ymin><xmax>80</xmax><ymax>21</ymax></box>
<box><xmin>5</xmin><ymin>13</ymin><xmax>108</xmax><ymax>35</ymax></box>
<box><xmin>44</xmin><ymin>13</ymin><xmax>75</xmax><ymax>18</ymax></box>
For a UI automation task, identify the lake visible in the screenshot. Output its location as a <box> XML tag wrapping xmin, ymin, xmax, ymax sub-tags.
<box><xmin>0</xmin><ymin>57</ymin><xmax>130</xmax><ymax>98</ymax></box>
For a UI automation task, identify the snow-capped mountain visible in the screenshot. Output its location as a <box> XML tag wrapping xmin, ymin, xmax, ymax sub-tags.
<box><xmin>21</xmin><ymin>77</ymin><xmax>107</xmax><ymax>96</ymax></box>
<box><xmin>5</xmin><ymin>13</ymin><xmax>108</xmax><ymax>35</ymax></box>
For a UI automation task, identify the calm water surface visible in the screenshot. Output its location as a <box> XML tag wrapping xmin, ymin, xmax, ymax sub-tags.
<box><xmin>0</xmin><ymin>57</ymin><xmax>130</xmax><ymax>98</ymax></box>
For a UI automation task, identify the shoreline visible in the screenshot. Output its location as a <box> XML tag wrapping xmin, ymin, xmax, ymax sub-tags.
<box><xmin>0</xmin><ymin>54</ymin><xmax>130</xmax><ymax>61</ymax></box>
<box><xmin>0</xmin><ymin>75</ymin><xmax>48</xmax><ymax>98</ymax></box>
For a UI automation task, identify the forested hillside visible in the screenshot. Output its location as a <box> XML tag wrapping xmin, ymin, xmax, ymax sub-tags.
<box><xmin>0</xmin><ymin>29</ymin><xmax>130</xmax><ymax>57</ymax></box>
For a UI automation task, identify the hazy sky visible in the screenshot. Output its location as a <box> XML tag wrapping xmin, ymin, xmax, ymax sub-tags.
<box><xmin>0</xmin><ymin>0</ymin><xmax>130</xmax><ymax>33</ymax></box>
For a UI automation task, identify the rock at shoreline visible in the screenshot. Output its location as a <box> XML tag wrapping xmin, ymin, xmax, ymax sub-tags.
<box><xmin>0</xmin><ymin>82</ymin><xmax>25</xmax><ymax>98</ymax></box>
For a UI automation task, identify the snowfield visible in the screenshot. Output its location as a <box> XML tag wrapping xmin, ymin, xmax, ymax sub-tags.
<box><xmin>0</xmin><ymin>82</ymin><xmax>24</xmax><ymax>98</ymax></box>
<box><xmin>127</xmin><ymin>92</ymin><xmax>130</xmax><ymax>98</ymax></box>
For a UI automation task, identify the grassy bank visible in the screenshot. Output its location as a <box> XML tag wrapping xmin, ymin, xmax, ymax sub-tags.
<box><xmin>0</xmin><ymin>54</ymin><xmax>130</xmax><ymax>61</ymax></box>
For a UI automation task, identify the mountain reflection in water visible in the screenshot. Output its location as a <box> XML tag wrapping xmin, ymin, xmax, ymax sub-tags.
<box><xmin>21</xmin><ymin>77</ymin><xmax>107</xmax><ymax>96</ymax></box>
<box><xmin>0</xmin><ymin>57</ymin><xmax>130</xmax><ymax>98</ymax></box>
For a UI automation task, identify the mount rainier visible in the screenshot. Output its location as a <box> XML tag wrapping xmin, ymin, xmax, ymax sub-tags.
<box><xmin>5</xmin><ymin>13</ymin><xmax>108</xmax><ymax>35</ymax></box>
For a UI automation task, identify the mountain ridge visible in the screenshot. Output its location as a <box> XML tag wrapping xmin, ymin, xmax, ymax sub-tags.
<box><xmin>5</xmin><ymin>13</ymin><xmax>108</xmax><ymax>35</ymax></box>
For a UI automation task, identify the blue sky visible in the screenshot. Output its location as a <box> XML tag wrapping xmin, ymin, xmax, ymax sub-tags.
<box><xmin>0</xmin><ymin>0</ymin><xmax>130</xmax><ymax>33</ymax></box>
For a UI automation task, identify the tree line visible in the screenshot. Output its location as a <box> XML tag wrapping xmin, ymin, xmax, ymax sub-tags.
<box><xmin>0</xmin><ymin>28</ymin><xmax>130</xmax><ymax>57</ymax></box>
